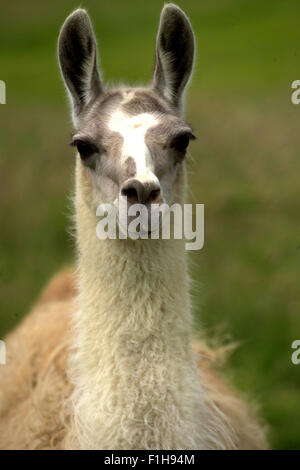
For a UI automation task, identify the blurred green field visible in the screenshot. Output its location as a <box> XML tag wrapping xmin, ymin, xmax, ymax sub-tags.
<box><xmin>1</xmin><ymin>0</ymin><xmax>300</xmax><ymax>449</ymax></box>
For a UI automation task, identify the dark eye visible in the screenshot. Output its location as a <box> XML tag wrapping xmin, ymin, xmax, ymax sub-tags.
<box><xmin>71</xmin><ymin>139</ymin><xmax>98</xmax><ymax>161</ymax></box>
<box><xmin>170</xmin><ymin>132</ymin><xmax>195</xmax><ymax>154</ymax></box>
<box><xmin>70</xmin><ymin>138</ymin><xmax>100</xmax><ymax>170</ymax></box>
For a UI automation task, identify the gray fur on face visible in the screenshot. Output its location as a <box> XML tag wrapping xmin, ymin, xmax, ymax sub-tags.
<box><xmin>122</xmin><ymin>157</ymin><xmax>137</xmax><ymax>181</ymax></box>
<box><xmin>122</xmin><ymin>89</ymin><xmax>175</xmax><ymax>116</ymax></box>
<box><xmin>72</xmin><ymin>88</ymin><xmax>194</xmax><ymax>210</ymax></box>
<box><xmin>59</xmin><ymin>6</ymin><xmax>195</xmax><ymax>210</ymax></box>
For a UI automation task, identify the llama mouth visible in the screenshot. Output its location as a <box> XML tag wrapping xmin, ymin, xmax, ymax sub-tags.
<box><xmin>115</xmin><ymin>206</ymin><xmax>161</xmax><ymax>239</ymax></box>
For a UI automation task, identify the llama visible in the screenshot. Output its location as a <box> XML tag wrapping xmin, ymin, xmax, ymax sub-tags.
<box><xmin>0</xmin><ymin>5</ymin><xmax>268</xmax><ymax>450</ymax></box>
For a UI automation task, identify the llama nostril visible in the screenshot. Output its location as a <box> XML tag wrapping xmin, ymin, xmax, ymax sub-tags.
<box><xmin>148</xmin><ymin>189</ymin><xmax>161</xmax><ymax>203</ymax></box>
<box><xmin>121</xmin><ymin>186</ymin><xmax>138</xmax><ymax>202</ymax></box>
<box><xmin>121</xmin><ymin>179</ymin><xmax>142</xmax><ymax>203</ymax></box>
<box><xmin>121</xmin><ymin>179</ymin><xmax>161</xmax><ymax>204</ymax></box>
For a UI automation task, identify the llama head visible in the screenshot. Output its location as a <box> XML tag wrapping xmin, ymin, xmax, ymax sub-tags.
<box><xmin>58</xmin><ymin>5</ymin><xmax>195</xmax><ymax>230</ymax></box>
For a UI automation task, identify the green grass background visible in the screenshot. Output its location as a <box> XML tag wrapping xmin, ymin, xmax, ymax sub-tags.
<box><xmin>1</xmin><ymin>0</ymin><xmax>300</xmax><ymax>449</ymax></box>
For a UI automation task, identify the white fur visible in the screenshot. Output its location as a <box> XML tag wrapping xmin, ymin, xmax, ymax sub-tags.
<box><xmin>63</xmin><ymin>162</ymin><xmax>238</xmax><ymax>450</ymax></box>
<box><xmin>108</xmin><ymin>110</ymin><xmax>159</xmax><ymax>185</ymax></box>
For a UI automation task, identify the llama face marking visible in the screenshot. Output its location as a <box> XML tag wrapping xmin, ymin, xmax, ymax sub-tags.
<box><xmin>108</xmin><ymin>110</ymin><xmax>159</xmax><ymax>187</ymax></box>
<box><xmin>58</xmin><ymin>4</ymin><xmax>196</xmax><ymax>226</ymax></box>
<box><xmin>71</xmin><ymin>89</ymin><xmax>195</xmax><ymax>218</ymax></box>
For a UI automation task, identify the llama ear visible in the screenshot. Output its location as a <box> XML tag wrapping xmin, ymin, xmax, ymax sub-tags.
<box><xmin>152</xmin><ymin>4</ymin><xmax>195</xmax><ymax>108</ymax></box>
<box><xmin>58</xmin><ymin>9</ymin><xmax>102</xmax><ymax>121</ymax></box>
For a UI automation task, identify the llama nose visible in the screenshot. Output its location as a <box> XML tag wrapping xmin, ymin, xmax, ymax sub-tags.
<box><xmin>121</xmin><ymin>179</ymin><xmax>161</xmax><ymax>204</ymax></box>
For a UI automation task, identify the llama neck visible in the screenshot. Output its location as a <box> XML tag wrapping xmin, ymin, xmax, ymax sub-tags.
<box><xmin>69</xmin><ymin>190</ymin><xmax>206</xmax><ymax>450</ymax></box>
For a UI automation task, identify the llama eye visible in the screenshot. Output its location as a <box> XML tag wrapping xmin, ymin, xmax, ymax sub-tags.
<box><xmin>72</xmin><ymin>140</ymin><xmax>98</xmax><ymax>160</ymax></box>
<box><xmin>70</xmin><ymin>139</ymin><xmax>100</xmax><ymax>169</ymax></box>
<box><xmin>170</xmin><ymin>132</ymin><xmax>195</xmax><ymax>154</ymax></box>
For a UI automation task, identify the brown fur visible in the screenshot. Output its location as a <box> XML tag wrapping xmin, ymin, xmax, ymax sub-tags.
<box><xmin>0</xmin><ymin>270</ymin><xmax>267</xmax><ymax>449</ymax></box>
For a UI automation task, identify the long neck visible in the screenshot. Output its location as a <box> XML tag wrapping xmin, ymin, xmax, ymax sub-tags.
<box><xmin>68</xmin><ymin>180</ymin><xmax>207</xmax><ymax>450</ymax></box>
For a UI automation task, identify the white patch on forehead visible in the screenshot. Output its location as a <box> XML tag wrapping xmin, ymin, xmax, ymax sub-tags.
<box><xmin>121</xmin><ymin>91</ymin><xmax>135</xmax><ymax>105</ymax></box>
<box><xmin>108</xmin><ymin>110</ymin><xmax>158</xmax><ymax>180</ymax></box>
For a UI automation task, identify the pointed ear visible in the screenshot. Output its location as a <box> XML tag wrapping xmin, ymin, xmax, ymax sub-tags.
<box><xmin>152</xmin><ymin>4</ymin><xmax>195</xmax><ymax>109</ymax></box>
<box><xmin>58</xmin><ymin>9</ymin><xmax>102</xmax><ymax>121</ymax></box>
